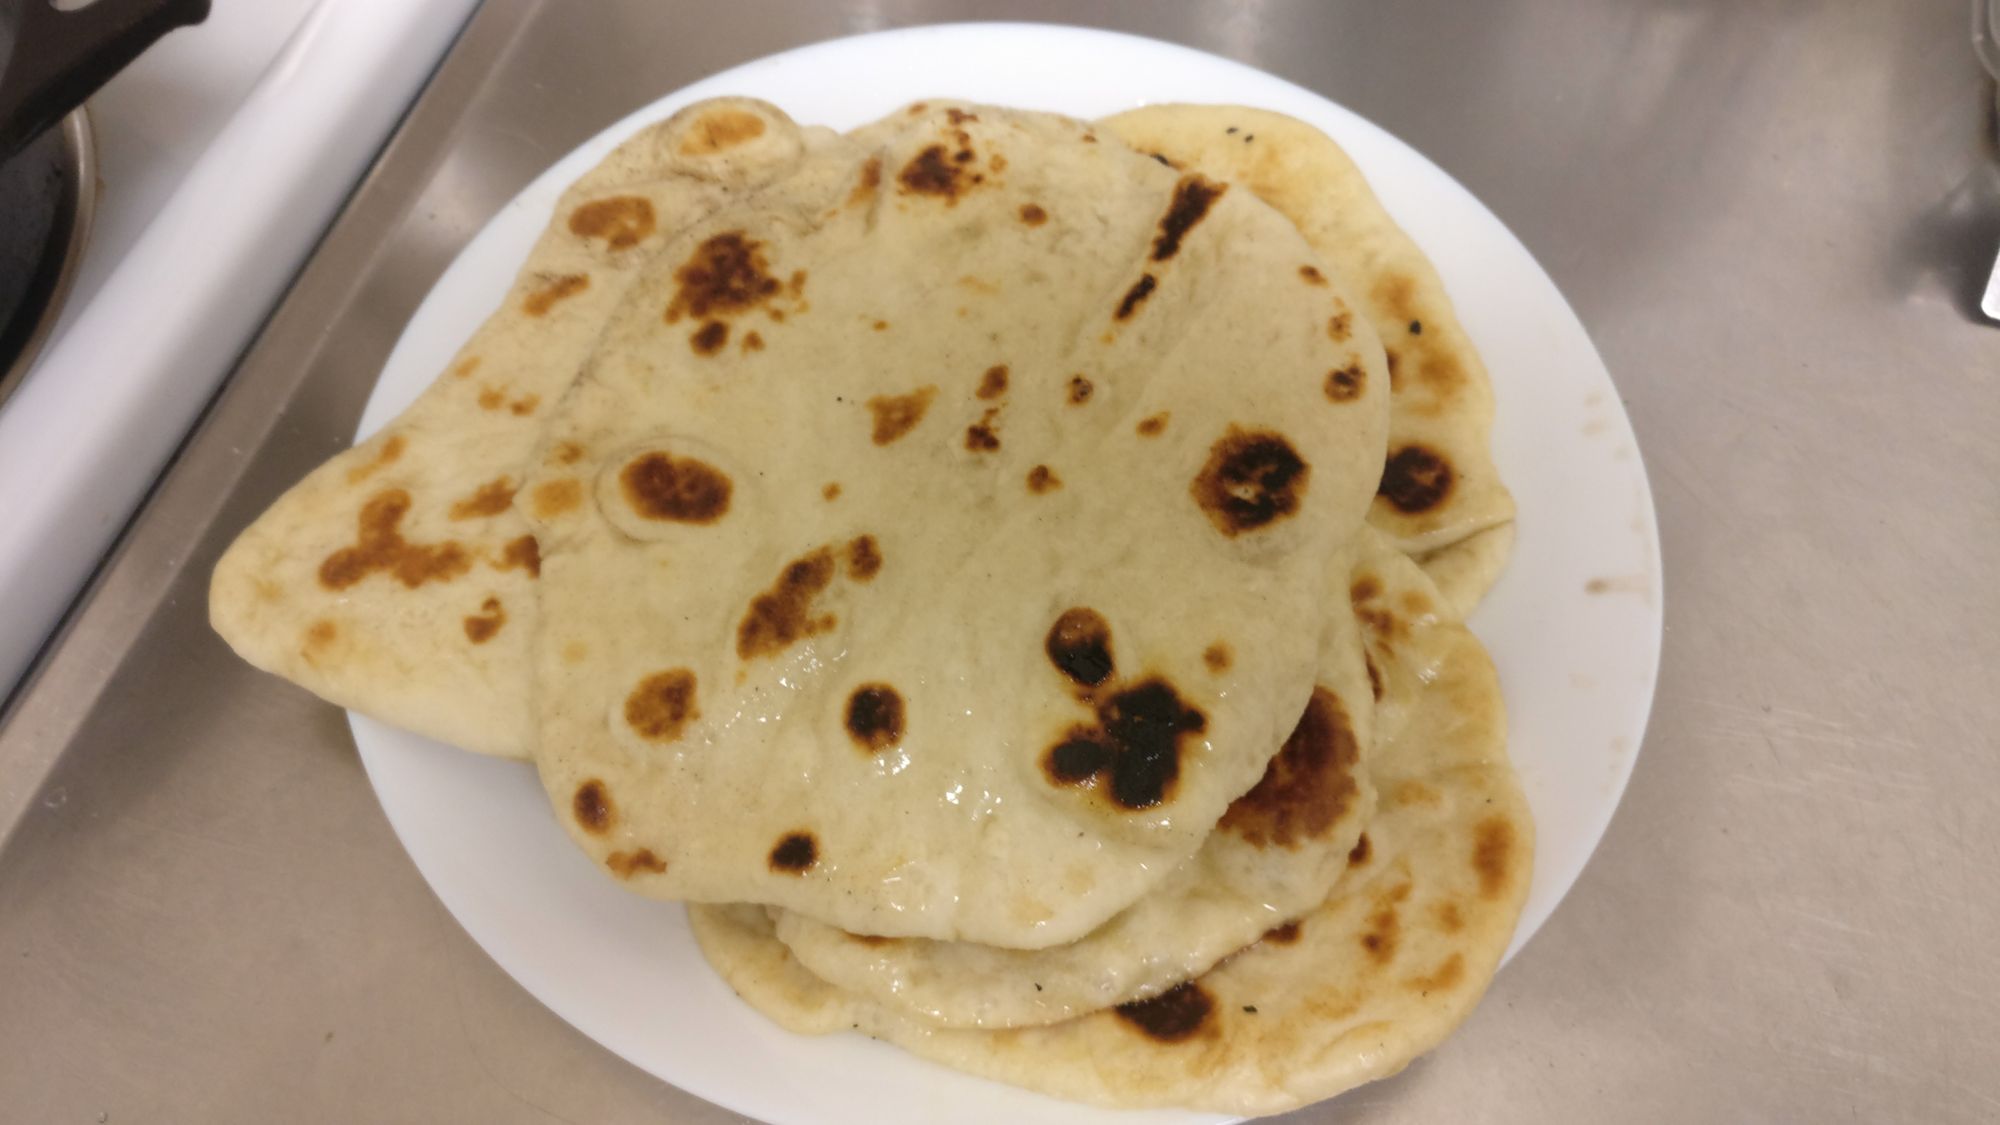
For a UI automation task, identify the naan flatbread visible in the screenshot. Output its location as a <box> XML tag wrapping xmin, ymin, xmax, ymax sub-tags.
<box><xmin>210</xmin><ymin>98</ymin><xmax>829</xmax><ymax>758</ymax></box>
<box><xmin>690</xmin><ymin>535</ymin><xmax>1531</xmax><ymax>1115</ymax></box>
<box><xmin>523</xmin><ymin>102</ymin><xmax>1392</xmax><ymax>947</ymax></box>
<box><xmin>772</xmin><ymin>552</ymin><xmax>1376</xmax><ymax>1027</ymax></box>
<box><xmin>1102</xmin><ymin>106</ymin><xmax>1515</xmax><ymax>606</ymax></box>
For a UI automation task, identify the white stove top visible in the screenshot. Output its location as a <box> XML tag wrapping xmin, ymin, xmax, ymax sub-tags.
<box><xmin>0</xmin><ymin>0</ymin><xmax>480</xmax><ymax>697</ymax></box>
<box><xmin>51</xmin><ymin>0</ymin><xmax>322</xmax><ymax>342</ymax></box>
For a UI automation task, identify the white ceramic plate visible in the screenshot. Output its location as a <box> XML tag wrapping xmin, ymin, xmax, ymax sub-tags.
<box><xmin>351</xmin><ymin>22</ymin><xmax>1662</xmax><ymax>1125</ymax></box>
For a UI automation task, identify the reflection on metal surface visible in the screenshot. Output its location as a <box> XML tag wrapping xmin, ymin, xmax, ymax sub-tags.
<box><xmin>1</xmin><ymin>1</ymin><xmax>1997</xmax><ymax>1122</ymax></box>
<box><xmin>1977</xmin><ymin>0</ymin><xmax>2000</xmax><ymax>320</ymax></box>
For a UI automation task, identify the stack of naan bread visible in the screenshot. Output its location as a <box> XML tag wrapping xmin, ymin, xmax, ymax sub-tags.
<box><xmin>211</xmin><ymin>96</ymin><xmax>1529</xmax><ymax>1116</ymax></box>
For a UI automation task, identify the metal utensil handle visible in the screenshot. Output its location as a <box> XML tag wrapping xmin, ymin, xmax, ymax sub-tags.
<box><xmin>0</xmin><ymin>0</ymin><xmax>210</xmax><ymax>162</ymax></box>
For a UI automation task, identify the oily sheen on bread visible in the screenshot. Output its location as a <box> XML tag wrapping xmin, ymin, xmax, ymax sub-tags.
<box><xmin>690</xmin><ymin>534</ymin><xmax>1531</xmax><ymax>1115</ymax></box>
<box><xmin>521</xmin><ymin>102</ymin><xmax>1392</xmax><ymax>947</ymax></box>
<box><xmin>771</xmin><ymin>551</ymin><xmax>1377</xmax><ymax>1028</ymax></box>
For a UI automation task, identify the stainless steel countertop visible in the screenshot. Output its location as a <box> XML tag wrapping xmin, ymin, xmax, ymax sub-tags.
<box><xmin>4</xmin><ymin>2</ymin><xmax>1996</xmax><ymax>1121</ymax></box>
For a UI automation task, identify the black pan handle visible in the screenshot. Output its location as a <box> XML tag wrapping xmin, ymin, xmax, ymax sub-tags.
<box><xmin>0</xmin><ymin>0</ymin><xmax>210</xmax><ymax>163</ymax></box>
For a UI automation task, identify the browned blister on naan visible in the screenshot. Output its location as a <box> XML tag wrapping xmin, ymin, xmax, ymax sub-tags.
<box><xmin>691</xmin><ymin>534</ymin><xmax>1532</xmax><ymax>1115</ymax></box>
<box><xmin>524</xmin><ymin>102</ymin><xmax>1391</xmax><ymax>947</ymax></box>
<box><xmin>771</xmin><ymin>546</ymin><xmax>1379</xmax><ymax>1029</ymax></box>
<box><xmin>209</xmin><ymin>98</ymin><xmax>831</xmax><ymax>757</ymax></box>
<box><xmin>1102</xmin><ymin>106</ymin><xmax>1517</xmax><ymax>614</ymax></box>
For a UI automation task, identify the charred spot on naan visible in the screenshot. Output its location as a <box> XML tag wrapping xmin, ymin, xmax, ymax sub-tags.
<box><xmin>1045</xmin><ymin>608</ymin><xmax>1114</xmax><ymax>688</ymax></box>
<box><xmin>677</xmin><ymin>106</ymin><xmax>768</xmax><ymax>155</ymax></box>
<box><xmin>1114</xmin><ymin>273</ymin><xmax>1157</xmax><ymax>320</ymax></box>
<box><xmin>691</xmin><ymin>321</ymin><xmax>729</xmax><ymax>354</ymax></box>
<box><xmin>1192</xmin><ymin>427</ymin><xmax>1310</xmax><ymax>537</ymax></box>
<box><xmin>769</xmin><ymin>832</ymin><xmax>818</xmax><ymax>873</ymax></box>
<box><xmin>620</xmin><ymin>452</ymin><xmax>732</xmax><ymax>524</ymax></box>
<box><xmin>606</xmin><ymin>849</ymin><xmax>667</xmax><ymax>878</ymax></box>
<box><xmin>1360</xmin><ymin>887</ymin><xmax>1407</xmax><ymax>966</ymax></box>
<box><xmin>737</xmin><ymin>549</ymin><xmax>839</xmax><ymax>660</ymax></box>
<box><xmin>448</xmin><ymin>476</ymin><xmax>515</xmax><ymax>520</ymax></box>
<box><xmin>1026</xmin><ymin>464</ymin><xmax>1061</xmax><ymax>494</ymax></box>
<box><xmin>664</xmin><ymin>232</ymin><xmax>786</xmax><ymax>354</ymax></box>
<box><xmin>1217</xmin><ymin>688</ymin><xmax>1359</xmax><ymax>849</ymax></box>
<box><xmin>462</xmin><ymin>597</ymin><xmax>506</xmax><ymax>643</ymax></box>
<box><xmin>495</xmin><ymin>534</ymin><xmax>540</xmax><ymax>576</ymax></box>
<box><xmin>626</xmin><ymin>668</ymin><xmax>699</xmax><ymax>743</ymax></box>
<box><xmin>1042</xmin><ymin>678</ymin><xmax>1206</xmax><ymax>811</ymax></box>
<box><xmin>1041</xmin><ymin>610</ymin><xmax>1207</xmax><ymax>809</ymax></box>
<box><xmin>965</xmin><ymin>407</ymin><xmax>1002</xmax><ymax>452</ymax></box>
<box><xmin>1325</xmin><ymin>362</ymin><xmax>1365</xmax><ymax>402</ymax></box>
<box><xmin>1299</xmin><ymin>265</ymin><xmax>1328</xmax><ymax>286</ymax></box>
<box><xmin>1018</xmin><ymin>203</ymin><xmax>1047</xmax><ymax>226</ymax></box>
<box><xmin>523</xmin><ymin>273</ymin><xmax>589</xmax><ymax>317</ymax></box>
<box><xmin>1136</xmin><ymin>412</ymin><xmax>1169</xmax><ymax>437</ymax></box>
<box><xmin>868</xmin><ymin>386</ymin><xmax>937</xmax><ymax>445</ymax></box>
<box><xmin>318</xmin><ymin>490</ymin><xmax>471</xmax><ymax>591</ymax></box>
<box><xmin>1114</xmin><ymin>981</ymin><xmax>1215</xmax><ymax>1043</ymax></box>
<box><xmin>1328</xmin><ymin>310</ymin><xmax>1352</xmax><ymax>343</ymax></box>
<box><xmin>1150</xmin><ymin>174</ymin><xmax>1226</xmax><ymax>262</ymax></box>
<box><xmin>568</xmin><ymin>196</ymin><xmax>657</xmax><ymax>251</ymax></box>
<box><xmin>845</xmin><ymin>684</ymin><xmax>905</xmax><ymax>753</ymax></box>
<box><xmin>1262</xmin><ymin>920</ymin><xmax>1303</xmax><ymax>944</ymax></box>
<box><xmin>1067</xmin><ymin>375</ymin><xmax>1094</xmax><ymax>404</ymax></box>
<box><xmin>1202</xmin><ymin>642</ymin><xmax>1232</xmax><ymax>672</ymax></box>
<box><xmin>1377</xmin><ymin>444</ymin><xmax>1454</xmax><ymax>514</ymax></box>
<box><xmin>1474</xmin><ymin>815</ymin><xmax>1517</xmax><ymax>899</ymax></box>
<box><xmin>844</xmin><ymin>535</ymin><xmax>882</xmax><ymax>581</ymax></box>
<box><xmin>976</xmin><ymin>365</ymin><xmax>1009</xmax><ymax>400</ymax></box>
<box><xmin>1348</xmin><ymin>832</ymin><xmax>1372</xmax><ymax>867</ymax></box>
<box><xmin>897</xmin><ymin>143</ymin><xmax>985</xmax><ymax>203</ymax></box>
<box><xmin>573</xmin><ymin>780</ymin><xmax>614</xmax><ymax>835</ymax></box>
